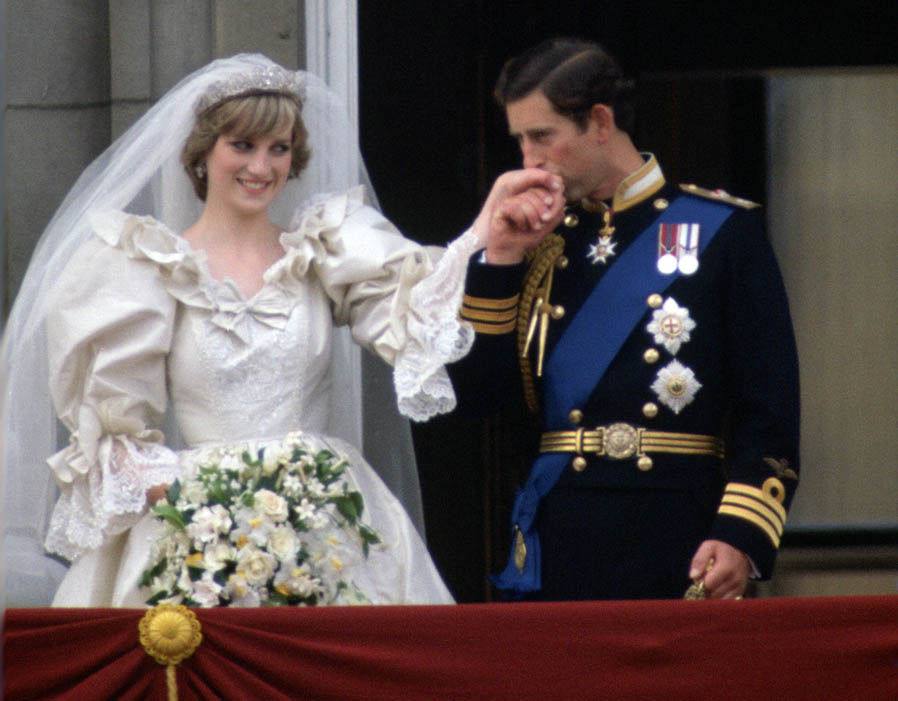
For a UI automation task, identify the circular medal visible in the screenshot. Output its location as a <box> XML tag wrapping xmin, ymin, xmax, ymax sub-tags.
<box><xmin>678</xmin><ymin>254</ymin><xmax>699</xmax><ymax>275</ymax></box>
<box><xmin>657</xmin><ymin>253</ymin><xmax>678</xmax><ymax>275</ymax></box>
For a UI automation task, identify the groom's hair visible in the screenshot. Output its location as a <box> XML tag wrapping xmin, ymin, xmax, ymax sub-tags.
<box><xmin>494</xmin><ymin>37</ymin><xmax>635</xmax><ymax>137</ymax></box>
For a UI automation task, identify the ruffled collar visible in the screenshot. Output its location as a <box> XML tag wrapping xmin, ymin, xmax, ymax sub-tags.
<box><xmin>88</xmin><ymin>187</ymin><xmax>365</xmax><ymax>343</ymax></box>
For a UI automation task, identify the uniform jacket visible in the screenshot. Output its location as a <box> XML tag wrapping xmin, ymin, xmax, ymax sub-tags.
<box><xmin>451</xmin><ymin>156</ymin><xmax>799</xmax><ymax>598</ymax></box>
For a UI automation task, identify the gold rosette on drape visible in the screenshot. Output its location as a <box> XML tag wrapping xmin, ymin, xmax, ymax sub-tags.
<box><xmin>139</xmin><ymin>604</ymin><xmax>203</xmax><ymax>700</ymax></box>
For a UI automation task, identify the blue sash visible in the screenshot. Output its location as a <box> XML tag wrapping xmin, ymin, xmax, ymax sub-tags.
<box><xmin>493</xmin><ymin>193</ymin><xmax>735</xmax><ymax>594</ymax></box>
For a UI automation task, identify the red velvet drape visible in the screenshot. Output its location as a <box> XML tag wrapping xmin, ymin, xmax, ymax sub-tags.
<box><xmin>5</xmin><ymin>596</ymin><xmax>898</xmax><ymax>700</ymax></box>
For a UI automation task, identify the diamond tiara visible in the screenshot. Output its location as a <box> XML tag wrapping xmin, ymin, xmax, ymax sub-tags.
<box><xmin>196</xmin><ymin>64</ymin><xmax>305</xmax><ymax>114</ymax></box>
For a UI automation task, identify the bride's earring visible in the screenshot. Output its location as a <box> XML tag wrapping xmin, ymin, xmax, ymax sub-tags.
<box><xmin>194</xmin><ymin>163</ymin><xmax>207</xmax><ymax>179</ymax></box>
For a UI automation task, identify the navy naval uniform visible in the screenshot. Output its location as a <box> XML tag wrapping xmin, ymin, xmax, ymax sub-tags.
<box><xmin>450</xmin><ymin>156</ymin><xmax>800</xmax><ymax>600</ymax></box>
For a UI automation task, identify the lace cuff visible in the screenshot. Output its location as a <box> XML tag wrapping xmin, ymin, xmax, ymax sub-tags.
<box><xmin>395</xmin><ymin>229</ymin><xmax>481</xmax><ymax>421</ymax></box>
<box><xmin>45</xmin><ymin>432</ymin><xmax>180</xmax><ymax>561</ymax></box>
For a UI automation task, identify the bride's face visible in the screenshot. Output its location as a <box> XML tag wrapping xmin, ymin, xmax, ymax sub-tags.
<box><xmin>204</xmin><ymin>125</ymin><xmax>293</xmax><ymax>215</ymax></box>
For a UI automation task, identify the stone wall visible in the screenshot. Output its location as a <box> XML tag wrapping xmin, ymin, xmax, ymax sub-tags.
<box><xmin>3</xmin><ymin>0</ymin><xmax>304</xmax><ymax>312</ymax></box>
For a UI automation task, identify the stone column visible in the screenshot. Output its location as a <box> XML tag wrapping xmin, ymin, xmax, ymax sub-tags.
<box><xmin>4</xmin><ymin>0</ymin><xmax>111</xmax><ymax>303</ymax></box>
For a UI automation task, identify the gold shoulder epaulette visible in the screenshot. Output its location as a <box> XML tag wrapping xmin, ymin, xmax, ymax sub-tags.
<box><xmin>680</xmin><ymin>183</ymin><xmax>761</xmax><ymax>209</ymax></box>
<box><xmin>517</xmin><ymin>234</ymin><xmax>565</xmax><ymax>413</ymax></box>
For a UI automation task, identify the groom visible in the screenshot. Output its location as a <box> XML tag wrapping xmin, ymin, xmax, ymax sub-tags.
<box><xmin>454</xmin><ymin>37</ymin><xmax>800</xmax><ymax>601</ymax></box>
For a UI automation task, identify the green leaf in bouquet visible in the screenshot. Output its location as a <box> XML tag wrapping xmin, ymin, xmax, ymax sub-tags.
<box><xmin>349</xmin><ymin>490</ymin><xmax>364</xmax><ymax>518</ymax></box>
<box><xmin>333</xmin><ymin>495</ymin><xmax>359</xmax><ymax>524</ymax></box>
<box><xmin>241</xmin><ymin>491</ymin><xmax>255</xmax><ymax>508</ymax></box>
<box><xmin>359</xmin><ymin>524</ymin><xmax>381</xmax><ymax>557</ymax></box>
<box><xmin>359</xmin><ymin>524</ymin><xmax>380</xmax><ymax>545</ymax></box>
<box><xmin>152</xmin><ymin>503</ymin><xmax>187</xmax><ymax>530</ymax></box>
<box><xmin>187</xmin><ymin>564</ymin><xmax>204</xmax><ymax>582</ymax></box>
<box><xmin>145</xmin><ymin>590</ymin><xmax>171</xmax><ymax>606</ymax></box>
<box><xmin>242</xmin><ymin>449</ymin><xmax>260</xmax><ymax>467</ymax></box>
<box><xmin>274</xmin><ymin>469</ymin><xmax>285</xmax><ymax>492</ymax></box>
<box><xmin>139</xmin><ymin>556</ymin><xmax>168</xmax><ymax>587</ymax></box>
<box><xmin>205</xmin><ymin>479</ymin><xmax>231</xmax><ymax>506</ymax></box>
<box><xmin>167</xmin><ymin>480</ymin><xmax>182</xmax><ymax>505</ymax></box>
<box><xmin>314</xmin><ymin>449</ymin><xmax>334</xmax><ymax>464</ymax></box>
<box><xmin>315</xmin><ymin>451</ymin><xmax>342</xmax><ymax>481</ymax></box>
<box><xmin>259</xmin><ymin>474</ymin><xmax>278</xmax><ymax>491</ymax></box>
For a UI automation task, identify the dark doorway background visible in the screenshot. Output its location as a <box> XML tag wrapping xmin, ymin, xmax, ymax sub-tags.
<box><xmin>358</xmin><ymin>1</ymin><xmax>898</xmax><ymax>602</ymax></box>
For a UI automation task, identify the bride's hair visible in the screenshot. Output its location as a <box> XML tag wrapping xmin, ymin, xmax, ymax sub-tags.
<box><xmin>182</xmin><ymin>92</ymin><xmax>311</xmax><ymax>201</ymax></box>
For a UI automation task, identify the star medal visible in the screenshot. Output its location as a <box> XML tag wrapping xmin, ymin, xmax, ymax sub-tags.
<box><xmin>657</xmin><ymin>223</ymin><xmax>678</xmax><ymax>274</ymax></box>
<box><xmin>645</xmin><ymin>297</ymin><xmax>695</xmax><ymax>355</ymax></box>
<box><xmin>587</xmin><ymin>204</ymin><xmax>617</xmax><ymax>265</ymax></box>
<box><xmin>650</xmin><ymin>360</ymin><xmax>702</xmax><ymax>414</ymax></box>
<box><xmin>678</xmin><ymin>223</ymin><xmax>700</xmax><ymax>275</ymax></box>
<box><xmin>587</xmin><ymin>236</ymin><xmax>617</xmax><ymax>264</ymax></box>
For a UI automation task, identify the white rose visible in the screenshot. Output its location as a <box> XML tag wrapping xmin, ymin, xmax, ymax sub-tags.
<box><xmin>226</xmin><ymin>572</ymin><xmax>250</xmax><ymax>599</ymax></box>
<box><xmin>192</xmin><ymin>572</ymin><xmax>223</xmax><ymax>608</ymax></box>
<box><xmin>203</xmin><ymin>541</ymin><xmax>236</xmax><ymax>571</ymax></box>
<box><xmin>226</xmin><ymin>573</ymin><xmax>261</xmax><ymax>607</ymax></box>
<box><xmin>186</xmin><ymin>504</ymin><xmax>233</xmax><ymax>544</ymax></box>
<box><xmin>231</xmin><ymin>507</ymin><xmax>275</xmax><ymax>547</ymax></box>
<box><xmin>254</xmin><ymin>489</ymin><xmax>288</xmax><ymax>522</ymax></box>
<box><xmin>268</xmin><ymin>526</ymin><xmax>300</xmax><ymax>562</ymax></box>
<box><xmin>236</xmin><ymin>547</ymin><xmax>277</xmax><ymax>586</ymax></box>
<box><xmin>274</xmin><ymin>565</ymin><xmax>320</xmax><ymax>598</ymax></box>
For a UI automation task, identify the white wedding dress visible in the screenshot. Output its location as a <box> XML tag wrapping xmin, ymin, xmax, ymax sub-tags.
<box><xmin>44</xmin><ymin>187</ymin><xmax>478</xmax><ymax>606</ymax></box>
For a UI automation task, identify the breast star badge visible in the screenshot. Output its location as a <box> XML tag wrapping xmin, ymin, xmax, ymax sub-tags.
<box><xmin>650</xmin><ymin>360</ymin><xmax>701</xmax><ymax>414</ymax></box>
<box><xmin>645</xmin><ymin>297</ymin><xmax>696</xmax><ymax>355</ymax></box>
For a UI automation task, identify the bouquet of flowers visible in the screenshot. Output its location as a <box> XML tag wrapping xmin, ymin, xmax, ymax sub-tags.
<box><xmin>140</xmin><ymin>432</ymin><xmax>381</xmax><ymax>607</ymax></box>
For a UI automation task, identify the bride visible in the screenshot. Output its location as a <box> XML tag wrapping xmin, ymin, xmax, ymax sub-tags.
<box><xmin>1</xmin><ymin>55</ymin><xmax>562</xmax><ymax>607</ymax></box>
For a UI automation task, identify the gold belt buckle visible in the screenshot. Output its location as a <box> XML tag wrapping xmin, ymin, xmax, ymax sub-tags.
<box><xmin>600</xmin><ymin>422</ymin><xmax>640</xmax><ymax>460</ymax></box>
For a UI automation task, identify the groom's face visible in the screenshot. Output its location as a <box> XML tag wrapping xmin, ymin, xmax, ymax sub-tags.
<box><xmin>505</xmin><ymin>90</ymin><xmax>603</xmax><ymax>203</ymax></box>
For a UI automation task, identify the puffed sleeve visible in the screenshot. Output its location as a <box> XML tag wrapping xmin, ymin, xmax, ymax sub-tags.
<box><xmin>44</xmin><ymin>213</ymin><xmax>181</xmax><ymax>561</ymax></box>
<box><xmin>281</xmin><ymin>187</ymin><xmax>482</xmax><ymax>421</ymax></box>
